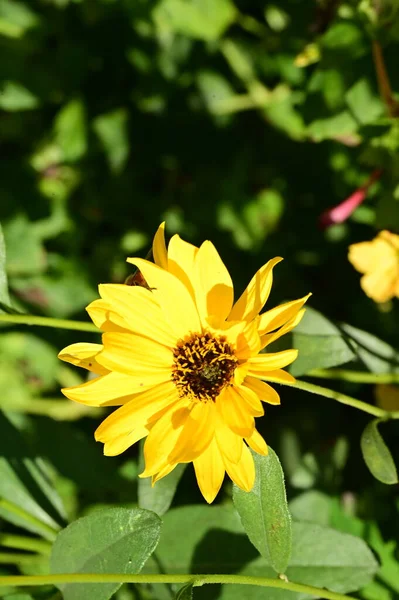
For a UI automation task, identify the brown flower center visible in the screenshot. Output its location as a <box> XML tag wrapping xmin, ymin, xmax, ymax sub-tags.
<box><xmin>172</xmin><ymin>331</ymin><xmax>237</xmax><ymax>402</ymax></box>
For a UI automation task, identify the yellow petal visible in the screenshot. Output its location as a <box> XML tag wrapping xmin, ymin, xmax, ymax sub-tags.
<box><xmin>228</xmin><ymin>257</ymin><xmax>283</xmax><ymax>322</ymax></box>
<box><xmin>96</xmin><ymin>332</ymin><xmax>173</xmax><ymax>377</ymax></box>
<box><xmin>248</xmin><ymin>368</ymin><xmax>296</xmax><ymax>384</ymax></box>
<box><xmin>258</xmin><ymin>294</ymin><xmax>311</xmax><ymax>336</ymax></box>
<box><xmin>168</xmin><ymin>401</ymin><xmax>215</xmax><ymax>463</ymax></box>
<box><xmin>215</xmin><ymin>417</ymin><xmax>243</xmax><ymax>464</ymax></box>
<box><xmin>58</xmin><ymin>342</ymin><xmax>108</xmax><ymax>375</ymax></box>
<box><xmin>246</xmin><ymin>429</ymin><xmax>268</xmax><ymax>455</ymax></box>
<box><xmin>103</xmin><ymin>425</ymin><xmax>149</xmax><ymax>456</ymax></box>
<box><xmin>248</xmin><ymin>349</ymin><xmax>298</xmax><ymax>373</ymax></box>
<box><xmin>193</xmin><ymin>438</ymin><xmax>225</xmax><ymax>503</ymax></box>
<box><xmin>127</xmin><ymin>258</ymin><xmax>201</xmax><ymax>338</ymax></box>
<box><xmin>243</xmin><ymin>376</ymin><xmax>281</xmax><ymax>405</ymax></box>
<box><xmin>195</xmin><ymin>241</ymin><xmax>234</xmax><ymax>328</ymax></box>
<box><xmin>152</xmin><ymin>463</ymin><xmax>177</xmax><ymax>484</ymax></box>
<box><xmin>95</xmin><ymin>381</ymin><xmax>179</xmax><ymax>440</ymax></box>
<box><xmin>99</xmin><ymin>284</ymin><xmax>176</xmax><ymax>346</ymax></box>
<box><xmin>141</xmin><ymin>400</ymin><xmax>190</xmax><ymax>476</ymax></box>
<box><xmin>348</xmin><ymin>235</ymin><xmax>396</xmax><ymax>274</ymax></box>
<box><xmin>62</xmin><ymin>371</ymin><xmax>149</xmax><ymax>406</ymax></box>
<box><xmin>218</xmin><ymin>387</ymin><xmax>254</xmax><ymax>437</ymax></box>
<box><xmin>153</xmin><ymin>222</ymin><xmax>168</xmax><ymax>269</ymax></box>
<box><xmin>224</xmin><ymin>443</ymin><xmax>255</xmax><ymax>492</ymax></box>
<box><xmin>236</xmin><ymin>384</ymin><xmax>264</xmax><ymax>416</ymax></box>
<box><xmin>167</xmin><ymin>234</ymin><xmax>199</xmax><ymax>303</ymax></box>
<box><xmin>260</xmin><ymin>308</ymin><xmax>306</xmax><ymax>349</ymax></box>
<box><xmin>86</xmin><ymin>299</ymin><xmax>131</xmax><ymax>332</ymax></box>
<box><xmin>360</xmin><ymin>268</ymin><xmax>398</xmax><ymax>303</ymax></box>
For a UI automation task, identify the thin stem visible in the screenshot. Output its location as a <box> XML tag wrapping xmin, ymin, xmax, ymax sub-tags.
<box><xmin>309</xmin><ymin>368</ymin><xmax>399</xmax><ymax>384</ymax></box>
<box><xmin>0</xmin><ymin>573</ymin><xmax>356</xmax><ymax>599</ymax></box>
<box><xmin>371</xmin><ymin>39</ymin><xmax>399</xmax><ymax>117</ymax></box>
<box><xmin>0</xmin><ymin>314</ymin><xmax>98</xmax><ymax>333</ymax></box>
<box><xmin>284</xmin><ymin>379</ymin><xmax>399</xmax><ymax>419</ymax></box>
<box><xmin>0</xmin><ymin>499</ymin><xmax>59</xmax><ymax>541</ymax></box>
<box><xmin>0</xmin><ymin>534</ymin><xmax>52</xmax><ymax>555</ymax></box>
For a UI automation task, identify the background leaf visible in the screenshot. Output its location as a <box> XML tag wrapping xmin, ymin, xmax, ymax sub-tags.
<box><xmin>0</xmin><ymin>223</ymin><xmax>10</xmax><ymax>307</ymax></box>
<box><xmin>360</xmin><ymin>419</ymin><xmax>398</xmax><ymax>485</ymax></box>
<box><xmin>138</xmin><ymin>460</ymin><xmax>186</xmax><ymax>516</ymax></box>
<box><xmin>233</xmin><ymin>448</ymin><xmax>292</xmax><ymax>574</ymax></box>
<box><xmin>51</xmin><ymin>507</ymin><xmax>161</xmax><ymax>600</ymax></box>
<box><xmin>176</xmin><ymin>583</ymin><xmax>194</xmax><ymax>599</ymax></box>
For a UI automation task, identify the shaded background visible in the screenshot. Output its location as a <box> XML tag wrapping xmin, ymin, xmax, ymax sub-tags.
<box><xmin>1</xmin><ymin>1</ymin><xmax>399</xmax><ymax>598</ymax></box>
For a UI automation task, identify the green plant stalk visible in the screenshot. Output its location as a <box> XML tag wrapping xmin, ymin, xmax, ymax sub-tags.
<box><xmin>309</xmin><ymin>368</ymin><xmax>399</xmax><ymax>384</ymax></box>
<box><xmin>0</xmin><ymin>573</ymin><xmax>356</xmax><ymax>599</ymax></box>
<box><xmin>0</xmin><ymin>534</ymin><xmax>52</xmax><ymax>555</ymax></box>
<box><xmin>0</xmin><ymin>314</ymin><xmax>98</xmax><ymax>333</ymax></box>
<box><xmin>286</xmin><ymin>379</ymin><xmax>399</xmax><ymax>419</ymax></box>
<box><xmin>0</xmin><ymin>499</ymin><xmax>59</xmax><ymax>541</ymax></box>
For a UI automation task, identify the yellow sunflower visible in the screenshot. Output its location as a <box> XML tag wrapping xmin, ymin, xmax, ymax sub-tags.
<box><xmin>59</xmin><ymin>224</ymin><xmax>310</xmax><ymax>502</ymax></box>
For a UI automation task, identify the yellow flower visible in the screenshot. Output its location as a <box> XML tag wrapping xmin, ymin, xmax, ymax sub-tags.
<box><xmin>59</xmin><ymin>224</ymin><xmax>310</xmax><ymax>503</ymax></box>
<box><xmin>348</xmin><ymin>230</ymin><xmax>399</xmax><ymax>303</ymax></box>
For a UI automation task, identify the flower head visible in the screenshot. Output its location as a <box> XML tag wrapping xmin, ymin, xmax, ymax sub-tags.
<box><xmin>348</xmin><ymin>230</ymin><xmax>399</xmax><ymax>303</ymax></box>
<box><xmin>59</xmin><ymin>224</ymin><xmax>310</xmax><ymax>502</ymax></box>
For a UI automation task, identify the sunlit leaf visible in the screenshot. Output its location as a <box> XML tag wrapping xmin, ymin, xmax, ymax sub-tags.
<box><xmin>361</xmin><ymin>419</ymin><xmax>398</xmax><ymax>485</ymax></box>
<box><xmin>51</xmin><ymin>508</ymin><xmax>161</xmax><ymax>600</ymax></box>
<box><xmin>233</xmin><ymin>448</ymin><xmax>292</xmax><ymax>574</ymax></box>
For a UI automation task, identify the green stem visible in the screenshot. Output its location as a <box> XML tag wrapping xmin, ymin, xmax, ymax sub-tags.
<box><xmin>309</xmin><ymin>368</ymin><xmax>399</xmax><ymax>384</ymax></box>
<box><xmin>284</xmin><ymin>379</ymin><xmax>399</xmax><ymax>419</ymax></box>
<box><xmin>0</xmin><ymin>534</ymin><xmax>52</xmax><ymax>555</ymax></box>
<box><xmin>0</xmin><ymin>499</ymin><xmax>59</xmax><ymax>541</ymax></box>
<box><xmin>0</xmin><ymin>313</ymin><xmax>97</xmax><ymax>333</ymax></box>
<box><xmin>0</xmin><ymin>573</ymin><xmax>356</xmax><ymax>599</ymax></box>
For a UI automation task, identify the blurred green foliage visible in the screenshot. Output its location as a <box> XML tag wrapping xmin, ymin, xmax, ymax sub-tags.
<box><xmin>1</xmin><ymin>0</ymin><xmax>399</xmax><ymax>599</ymax></box>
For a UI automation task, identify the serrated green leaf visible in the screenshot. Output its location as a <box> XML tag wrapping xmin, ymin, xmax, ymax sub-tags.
<box><xmin>143</xmin><ymin>505</ymin><xmax>378</xmax><ymax>599</ymax></box>
<box><xmin>361</xmin><ymin>419</ymin><xmax>398</xmax><ymax>485</ymax></box>
<box><xmin>233</xmin><ymin>448</ymin><xmax>292</xmax><ymax>574</ymax></box>
<box><xmin>51</xmin><ymin>508</ymin><xmax>161</xmax><ymax>600</ymax></box>
<box><xmin>175</xmin><ymin>583</ymin><xmax>193</xmax><ymax>599</ymax></box>
<box><xmin>0</xmin><ymin>223</ymin><xmax>10</xmax><ymax>308</ymax></box>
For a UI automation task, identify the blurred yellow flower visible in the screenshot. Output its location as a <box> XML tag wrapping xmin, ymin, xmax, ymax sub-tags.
<box><xmin>348</xmin><ymin>230</ymin><xmax>399</xmax><ymax>303</ymax></box>
<box><xmin>59</xmin><ymin>224</ymin><xmax>310</xmax><ymax>502</ymax></box>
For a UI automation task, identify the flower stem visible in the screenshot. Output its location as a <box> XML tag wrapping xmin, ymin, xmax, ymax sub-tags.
<box><xmin>0</xmin><ymin>534</ymin><xmax>52</xmax><ymax>555</ymax></box>
<box><xmin>0</xmin><ymin>552</ymin><xmax>44</xmax><ymax>564</ymax></box>
<box><xmin>308</xmin><ymin>368</ymin><xmax>399</xmax><ymax>384</ymax></box>
<box><xmin>0</xmin><ymin>499</ymin><xmax>59</xmax><ymax>541</ymax></box>
<box><xmin>285</xmin><ymin>379</ymin><xmax>399</xmax><ymax>419</ymax></box>
<box><xmin>0</xmin><ymin>313</ymin><xmax>98</xmax><ymax>333</ymax></box>
<box><xmin>0</xmin><ymin>573</ymin><xmax>356</xmax><ymax>599</ymax></box>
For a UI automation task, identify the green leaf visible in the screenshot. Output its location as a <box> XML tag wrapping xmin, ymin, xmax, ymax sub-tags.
<box><xmin>360</xmin><ymin>419</ymin><xmax>398</xmax><ymax>485</ymax></box>
<box><xmin>289</xmin><ymin>491</ymin><xmax>331</xmax><ymax>527</ymax></box>
<box><xmin>0</xmin><ymin>223</ymin><xmax>10</xmax><ymax>308</ymax></box>
<box><xmin>0</xmin><ymin>412</ymin><xmax>66</xmax><ymax>538</ymax></box>
<box><xmin>307</xmin><ymin>111</ymin><xmax>358</xmax><ymax>142</ymax></box>
<box><xmin>3</xmin><ymin>214</ymin><xmax>46</xmax><ymax>277</ymax></box>
<box><xmin>175</xmin><ymin>583</ymin><xmax>193</xmax><ymax>599</ymax></box>
<box><xmin>286</xmin><ymin>308</ymin><xmax>355</xmax><ymax>376</ymax></box>
<box><xmin>233</xmin><ymin>448</ymin><xmax>292</xmax><ymax>574</ymax></box>
<box><xmin>93</xmin><ymin>109</ymin><xmax>130</xmax><ymax>174</ymax></box>
<box><xmin>138</xmin><ymin>462</ymin><xmax>186</xmax><ymax>516</ymax></box>
<box><xmin>0</xmin><ymin>0</ymin><xmax>39</xmax><ymax>38</ymax></box>
<box><xmin>0</xmin><ymin>82</ymin><xmax>39</xmax><ymax>111</ymax></box>
<box><xmin>340</xmin><ymin>323</ymin><xmax>399</xmax><ymax>374</ymax></box>
<box><xmin>54</xmin><ymin>99</ymin><xmax>87</xmax><ymax>162</ymax></box>
<box><xmin>143</xmin><ymin>505</ymin><xmax>378</xmax><ymax>599</ymax></box>
<box><xmin>345</xmin><ymin>78</ymin><xmax>384</xmax><ymax>125</ymax></box>
<box><xmin>51</xmin><ymin>508</ymin><xmax>161</xmax><ymax>600</ymax></box>
<box><xmin>153</xmin><ymin>0</ymin><xmax>236</xmax><ymax>41</ymax></box>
